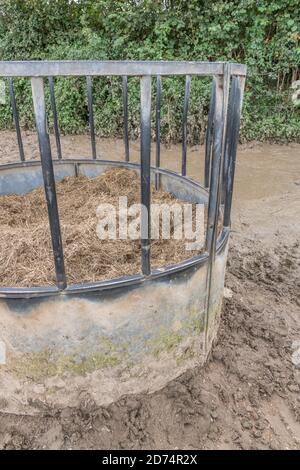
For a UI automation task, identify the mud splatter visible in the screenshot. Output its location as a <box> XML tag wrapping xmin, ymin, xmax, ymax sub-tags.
<box><xmin>0</xmin><ymin>134</ymin><xmax>299</xmax><ymax>449</ymax></box>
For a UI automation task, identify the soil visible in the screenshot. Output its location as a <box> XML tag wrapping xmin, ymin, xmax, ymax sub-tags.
<box><xmin>0</xmin><ymin>132</ymin><xmax>300</xmax><ymax>450</ymax></box>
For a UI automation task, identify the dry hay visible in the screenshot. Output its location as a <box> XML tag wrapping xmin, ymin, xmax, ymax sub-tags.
<box><xmin>0</xmin><ymin>168</ymin><xmax>205</xmax><ymax>287</ymax></box>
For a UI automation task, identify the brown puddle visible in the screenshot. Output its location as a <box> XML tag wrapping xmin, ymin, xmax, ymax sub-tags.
<box><xmin>1</xmin><ymin>130</ymin><xmax>299</xmax><ymax>195</ymax></box>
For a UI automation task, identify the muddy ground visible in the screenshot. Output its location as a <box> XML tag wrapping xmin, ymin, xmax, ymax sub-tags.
<box><xmin>0</xmin><ymin>132</ymin><xmax>299</xmax><ymax>450</ymax></box>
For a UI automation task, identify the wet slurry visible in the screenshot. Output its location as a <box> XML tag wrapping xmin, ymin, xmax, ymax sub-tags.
<box><xmin>0</xmin><ymin>132</ymin><xmax>299</xmax><ymax>449</ymax></box>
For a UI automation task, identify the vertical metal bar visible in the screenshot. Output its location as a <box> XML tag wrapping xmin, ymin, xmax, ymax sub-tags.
<box><xmin>205</xmin><ymin>65</ymin><xmax>230</xmax><ymax>251</ymax></box>
<box><xmin>122</xmin><ymin>75</ymin><xmax>129</xmax><ymax>162</ymax></box>
<box><xmin>155</xmin><ymin>75</ymin><xmax>161</xmax><ymax>190</ymax></box>
<box><xmin>221</xmin><ymin>64</ymin><xmax>232</xmax><ymax>204</ymax></box>
<box><xmin>205</xmin><ymin>75</ymin><xmax>224</xmax><ymax>253</ymax></box>
<box><xmin>8</xmin><ymin>78</ymin><xmax>25</xmax><ymax>162</ymax></box>
<box><xmin>31</xmin><ymin>77</ymin><xmax>66</xmax><ymax>290</ymax></box>
<box><xmin>48</xmin><ymin>76</ymin><xmax>62</xmax><ymax>160</ymax></box>
<box><xmin>181</xmin><ymin>75</ymin><xmax>191</xmax><ymax>176</ymax></box>
<box><xmin>204</xmin><ymin>78</ymin><xmax>216</xmax><ymax>188</ymax></box>
<box><xmin>223</xmin><ymin>76</ymin><xmax>243</xmax><ymax>226</ymax></box>
<box><xmin>222</xmin><ymin>82</ymin><xmax>233</xmax><ymax>202</ymax></box>
<box><xmin>140</xmin><ymin>75</ymin><xmax>152</xmax><ymax>276</ymax></box>
<box><xmin>238</xmin><ymin>76</ymin><xmax>246</xmax><ymax>112</ymax></box>
<box><xmin>86</xmin><ymin>75</ymin><xmax>97</xmax><ymax>160</ymax></box>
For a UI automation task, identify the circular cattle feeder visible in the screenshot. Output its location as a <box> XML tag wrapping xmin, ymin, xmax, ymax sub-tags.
<box><xmin>0</xmin><ymin>61</ymin><xmax>246</xmax><ymax>413</ymax></box>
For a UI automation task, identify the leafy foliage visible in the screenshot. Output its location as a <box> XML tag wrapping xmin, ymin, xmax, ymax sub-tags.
<box><xmin>0</xmin><ymin>0</ymin><xmax>299</xmax><ymax>142</ymax></box>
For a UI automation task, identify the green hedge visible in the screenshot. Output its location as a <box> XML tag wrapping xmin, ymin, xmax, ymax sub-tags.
<box><xmin>0</xmin><ymin>0</ymin><xmax>299</xmax><ymax>143</ymax></box>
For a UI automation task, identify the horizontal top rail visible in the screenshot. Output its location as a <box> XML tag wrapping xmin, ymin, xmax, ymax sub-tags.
<box><xmin>0</xmin><ymin>60</ymin><xmax>247</xmax><ymax>77</ymax></box>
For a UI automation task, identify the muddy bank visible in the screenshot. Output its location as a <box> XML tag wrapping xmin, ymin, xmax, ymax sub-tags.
<box><xmin>0</xmin><ymin>167</ymin><xmax>202</xmax><ymax>286</ymax></box>
<box><xmin>0</xmin><ymin>235</ymin><xmax>299</xmax><ymax>450</ymax></box>
<box><xmin>0</xmin><ymin>133</ymin><xmax>299</xmax><ymax>449</ymax></box>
